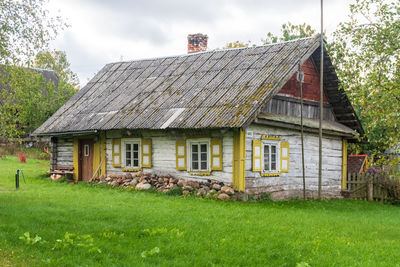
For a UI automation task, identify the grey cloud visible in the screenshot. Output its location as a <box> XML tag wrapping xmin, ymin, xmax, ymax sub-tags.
<box><xmin>57</xmin><ymin>32</ymin><xmax>107</xmax><ymax>83</ymax></box>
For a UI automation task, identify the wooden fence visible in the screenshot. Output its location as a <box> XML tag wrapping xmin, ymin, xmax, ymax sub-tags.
<box><xmin>345</xmin><ymin>172</ymin><xmax>400</xmax><ymax>202</ymax></box>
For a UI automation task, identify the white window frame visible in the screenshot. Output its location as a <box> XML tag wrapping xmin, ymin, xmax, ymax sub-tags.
<box><xmin>121</xmin><ymin>138</ymin><xmax>141</xmax><ymax>168</ymax></box>
<box><xmin>261</xmin><ymin>140</ymin><xmax>280</xmax><ymax>174</ymax></box>
<box><xmin>187</xmin><ymin>138</ymin><xmax>210</xmax><ymax>172</ymax></box>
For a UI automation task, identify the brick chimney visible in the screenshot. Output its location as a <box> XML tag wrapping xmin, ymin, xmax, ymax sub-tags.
<box><xmin>187</xmin><ymin>33</ymin><xmax>208</xmax><ymax>53</ymax></box>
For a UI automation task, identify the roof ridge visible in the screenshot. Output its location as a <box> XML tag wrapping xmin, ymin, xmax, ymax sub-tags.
<box><xmin>106</xmin><ymin>35</ymin><xmax>320</xmax><ymax>66</ymax></box>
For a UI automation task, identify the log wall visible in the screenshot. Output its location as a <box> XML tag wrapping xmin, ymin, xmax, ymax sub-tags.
<box><xmin>51</xmin><ymin>137</ymin><xmax>73</xmax><ymax>167</ymax></box>
<box><xmin>245</xmin><ymin>123</ymin><xmax>343</xmax><ymax>199</ymax></box>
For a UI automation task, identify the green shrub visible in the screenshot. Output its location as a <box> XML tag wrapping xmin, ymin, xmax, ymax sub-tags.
<box><xmin>164</xmin><ymin>186</ymin><xmax>183</xmax><ymax>196</ymax></box>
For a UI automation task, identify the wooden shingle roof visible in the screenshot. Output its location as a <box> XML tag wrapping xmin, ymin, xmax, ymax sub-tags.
<box><xmin>34</xmin><ymin>35</ymin><xmax>362</xmax><ymax>136</ymax></box>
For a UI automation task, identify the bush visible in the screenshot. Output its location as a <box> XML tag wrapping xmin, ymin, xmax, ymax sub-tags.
<box><xmin>17</xmin><ymin>153</ymin><xmax>27</xmax><ymax>163</ymax></box>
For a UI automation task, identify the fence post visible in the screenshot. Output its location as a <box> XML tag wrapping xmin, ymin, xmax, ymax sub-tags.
<box><xmin>367</xmin><ymin>175</ymin><xmax>373</xmax><ymax>201</ymax></box>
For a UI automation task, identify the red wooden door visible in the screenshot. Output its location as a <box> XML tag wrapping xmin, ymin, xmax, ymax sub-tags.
<box><xmin>79</xmin><ymin>140</ymin><xmax>94</xmax><ymax>181</ymax></box>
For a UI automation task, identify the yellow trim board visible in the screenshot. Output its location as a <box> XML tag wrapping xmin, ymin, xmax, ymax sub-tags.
<box><xmin>189</xmin><ymin>172</ymin><xmax>211</xmax><ymax>176</ymax></box>
<box><xmin>261</xmin><ymin>135</ymin><xmax>280</xmax><ymax>141</ymax></box>
<box><xmin>341</xmin><ymin>139</ymin><xmax>348</xmax><ymax>190</ymax></box>
<box><xmin>122</xmin><ymin>168</ymin><xmax>142</xmax><ymax>172</ymax></box>
<box><xmin>233</xmin><ymin>128</ymin><xmax>246</xmax><ymax>191</ymax></box>
<box><xmin>261</xmin><ymin>173</ymin><xmax>281</xmax><ymax>177</ymax></box>
<box><xmin>73</xmin><ymin>137</ymin><xmax>79</xmax><ymax>181</ymax></box>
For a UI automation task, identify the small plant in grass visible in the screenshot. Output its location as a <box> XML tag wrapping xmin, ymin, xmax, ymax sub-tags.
<box><xmin>19</xmin><ymin>232</ymin><xmax>46</xmax><ymax>245</ymax></box>
<box><xmin>143</xmin><ymin>228</ymin><xmax>168</xmax><ymax>236</ymax></box>
<box><xmin>100</xmin><ymin>230</ymin><xmax>124</xmax><ymax>239</ymax></box>
<box><xmin>52</xmin><ymin>232</ymin><xmax>101</xmax><ymax>254</ymax></box>
<box><xmin>16</xmin><ymin>153</ymin><xmax>27</xmax><ymax>163</ymax></box>
<box><xmin>141</xmin><ymin>247</ymin><xmax>160</xmax><ymax>258</ymax></box>
<box><xmin>296</xmin><ymin>262</ymin><xmax>311</xmax><ymax>267</ymax></box>
<box><xmin>142</xmin><ymin>228</ymin><xmax>184</xmax><ymax>238</ymax></box>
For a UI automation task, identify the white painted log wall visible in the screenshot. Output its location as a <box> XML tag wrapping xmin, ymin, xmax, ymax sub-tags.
<box><xmin>245</xmin><ymin>123</ymin><xmax>343</xmax><ymax>197</ymax></box>
<box><xmin>105</xmin><ymin>130</ymin><xmax>234</xmax><ymax>184</ymax></box>
<box><xmin>49</xmin><ymin>125</ymin><xmax>344</xmax><ymax>198</ymax></box>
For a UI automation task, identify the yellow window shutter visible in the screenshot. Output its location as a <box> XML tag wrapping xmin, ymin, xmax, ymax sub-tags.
<box><xmin>112</xmin><ymin>139</ymin><xmax>121</xmax><ymax>167</ymax></box>
<box><xmin>141</xmin><ymin>138</ymin><xmax>152</xmax><ymax>168</ymax></box>
<box><xmin>252</xmin><ymin>139</ymin><xmax>262</xmax><ymax>172</ymax></box>
<box><xmin>280</xmin><ymin>141</ymin><xmax>289</xmax><ymax>172</ymax></box>
<box><xmin>176</xmin><ymin>140</ymin><xmax>187</xmax><ymax>170</ymax></box>
<box><xmin>211</xmin><ymin>138</ymin><xmax>222</xmax><ymax>171</ymax></box>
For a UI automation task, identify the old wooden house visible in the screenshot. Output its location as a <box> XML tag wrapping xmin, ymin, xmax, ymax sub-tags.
<box><xmin>34</xmin><ymin>34</ymin><xmax>363</xmax><ymax>198</ymax></box>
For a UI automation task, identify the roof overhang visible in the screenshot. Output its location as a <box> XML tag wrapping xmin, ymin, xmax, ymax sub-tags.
<box><xmin>33</xmin><ymin>130</ymin><xmax>98</xmax><ymax>137</ymax></box>
<box><xmin>255</xmin><ymin>113</ymin><xmax>356</xmax><ymax>139</ymax></box>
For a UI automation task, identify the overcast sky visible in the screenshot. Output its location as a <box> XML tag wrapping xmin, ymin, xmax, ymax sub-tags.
<box><xmin>48</xmin><ymin>0</ymin><xmax>355</xmax><ymax>87</ymax></box>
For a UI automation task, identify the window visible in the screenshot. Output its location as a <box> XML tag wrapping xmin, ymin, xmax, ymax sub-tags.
<box><xmin>122</xmin><ymin>139</ymin><xmax>141</xmax><ymax>168</ymax></box>
<box><xmin>188</xmin><ymin>140</ymin><xmax>209</xmax><ymax>172</ymax></box>
<box><xmin>262</xmin><ymin>141</ymin><xmax>280</xmax><ymax>173</ymax></box>
<box><xmin>84</xmin><ymin>144</ymin><xmax>89</xmax><ymax>156</ymax></box>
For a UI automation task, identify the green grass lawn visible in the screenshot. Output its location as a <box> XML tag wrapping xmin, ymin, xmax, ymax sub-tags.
<box><xmin>1</xmin><ymin>156</ymin><xmax>400</xmax><ymax>266</ymax></box>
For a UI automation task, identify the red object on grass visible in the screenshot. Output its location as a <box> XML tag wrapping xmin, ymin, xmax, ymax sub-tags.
<box><xmin>17</xmin><ymin>153</ymin><xmax>27</xmax><ymax>163</ymax></box>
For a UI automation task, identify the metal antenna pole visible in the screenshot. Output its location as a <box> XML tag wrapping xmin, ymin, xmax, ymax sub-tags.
<box><xmin>298</xmin><ymin>62</ymin><xmax>306</xmax><ymax>199</ymax></box>
<box><xmin>318</xmin><ymin>0</ymin><xmax>324</xmax><ymax>198</ymax></box>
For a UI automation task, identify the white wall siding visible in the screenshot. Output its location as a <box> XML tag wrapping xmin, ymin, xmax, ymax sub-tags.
<box><xmin>245</xmin><ymin>123</ymin><xmax>343</xmax><ymax>198</ymax></box>
<box><xmin>105</xmin><ymin>130</ymin><xmax>234</xmax><ymax>184</ymax></box>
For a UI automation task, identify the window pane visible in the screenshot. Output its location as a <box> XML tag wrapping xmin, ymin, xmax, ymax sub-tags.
<box><xmin>133</xmin><ymin>160</ymin><xmax>139</xmax><ymax>167</ymax></box>
<box><xmin>201</xmin><ymin>161</ymin><xmax>207</xmax><ymax>170</ymax></box>
<box><xmin>201</xmin><ymin>152</ymin><xmax>207</xmax><ymax>161</ymax></box>
<box><xmin>271</xmin><ymin>161</ymin><xmax>276</xmax><ymax>170</ymax></box>
<box><xmin>126</xmin><ymin>144</ymin><xmax>132</xmax><ymax>166</ymax></box>
<box><xmin>192</xmin><ymin>144</ymin><xmax>198</xmax><ymax>153</ymax></box>
<box><xmin>133</xmin><ymin>143</ymin><xmax>138</xmax><ymax>151</ymax></box>
<box><xmin>192</xmin><ymin>161</ymin><xmax>199</xmax><ymax>170</ymax></box>
<box><xmin>200</xmin><ymin>144</ymin><xmax>207</xmax><ymax>153</ymax></box>
<box><xmin>192</xmin><ymin>152</ymin><xmax>198</xmax><ymax>161</ymax></box>
<box><xmin>133</xmin><ymin>152</ymin><xmax>138</xmax><ymax>159</ymax></box>
<box><xmin>264</xmin><ymin>145</ymin><xmax>270</xmax><ymax>170</ymax></box>
<box><xmin>271</xmin><ymin>145</ymin><xmax>276</xmax><ymax>170</ymax></box>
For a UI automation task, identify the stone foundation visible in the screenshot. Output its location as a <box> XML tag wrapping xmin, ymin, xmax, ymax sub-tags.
<box><xmin>92</xmin><ymin>171</ymin><xmax>245</xmax><ymax>201</ymax></box>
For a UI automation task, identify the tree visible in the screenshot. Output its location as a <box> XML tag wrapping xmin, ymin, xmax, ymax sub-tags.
<box><xmin>262</xmin><ymin>22</ymin><xmax>316</xmax><ymax>44</ymax></box>
<box><xmin>34</xmin><ymin>50</ymin><xmax>80</xmax><ymax>89</ymax></box>
<box><xmin>0</xmin><ymin>0</ymin><xmax>68</xmax><ymax>140</ymax></box>
<box><xmin>222</xmin><ymin>41</ymin><xmax>251</xmax><ymax>49</ymax></box>
<box><xmin>0</xmin><ymin>66</ymin><xmax>75</xmax><ymax>139</ymax></box>
<box><xmin>221</xmin><ymin>22</ymin><xmax>316</xmax><ymax>49</ymax></box>
<box><xmin>329</xmin><ymin>0</ymin><xmax>400</xmax><ymax>160</ymax></box>
<box><xmin>0</xmin><ymin>0</ymin><xmax>65</xmax><ymax>65</ymax></box>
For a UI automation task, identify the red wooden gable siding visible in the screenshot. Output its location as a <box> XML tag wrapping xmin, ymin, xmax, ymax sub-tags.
<box><xmin>278</xmin><ymin>58</ymin><xmax>329</xmax><ymax>103</ymax></box>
